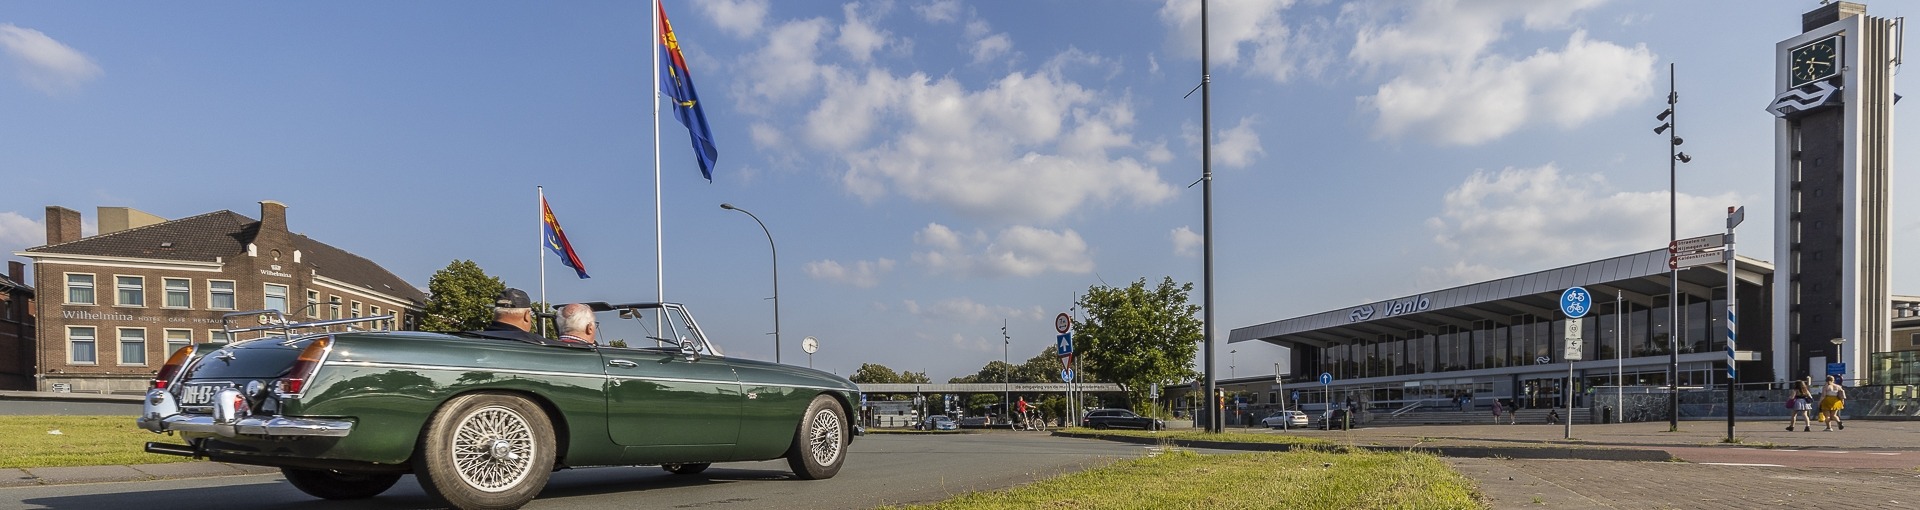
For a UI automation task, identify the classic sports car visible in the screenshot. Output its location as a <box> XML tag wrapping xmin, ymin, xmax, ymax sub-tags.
<box><xmin>138</xmin><ymin>302</ymin><xmax>860</xmax><ymax>510</ymax></box>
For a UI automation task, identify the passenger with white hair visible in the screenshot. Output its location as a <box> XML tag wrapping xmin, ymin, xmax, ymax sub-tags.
<box><xmin>555</xmin><ymin>303</ymin><xmax>596</xmax><ymax>345</ymax></box>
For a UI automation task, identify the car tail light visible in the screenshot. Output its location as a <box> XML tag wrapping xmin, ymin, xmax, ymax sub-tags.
<box><xmin>274</xmin><ymin>337</ymin><xmax>331</xmax><ymax>396</ymax></box>
<box><xmin>150</xmin><ymin>345</ymin><xmax>197</xmax><ymax>390</ymax></box>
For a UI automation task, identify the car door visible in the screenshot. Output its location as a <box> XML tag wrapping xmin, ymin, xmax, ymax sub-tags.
<box><xmin>598</xmin><ymin>306</ymin><xmax>742</xmax><ymax>460</ymax></box>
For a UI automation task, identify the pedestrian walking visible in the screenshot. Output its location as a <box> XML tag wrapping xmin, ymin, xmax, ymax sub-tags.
<box><xmin>1491</xmin><ymin>399</ymin><xmax>1504</xmax><ymax>424</ymax></box>
<box><xmin>1786</xmin><ymin>379</ymin><xmax>1814</xmax><ymax>432</ymax></box>
<box><xmin>1818</xmin><ymin>375</ymin><xmax>1847</xmax><ymax>431</ymax></box>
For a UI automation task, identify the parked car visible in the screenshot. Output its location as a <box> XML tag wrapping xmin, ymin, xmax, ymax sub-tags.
<box><xmin>1320</xmin><ymin>408</ymin><xmax>1354</xmax><ymax>430</ymax></box>
<box><xmin>922</xmin><ymin>415</ymin><xmax>959</xmax><ymax>431</ymax></box>
<box><xmin>1080</xmin><ymin>408</ymin><xmax>1166</xmax><ymax>430</ymax></box>
<box><xmin>956</xmin><ymin>416</ymin><xmax>992</xmax><ymax>428</ymax></box>
<box><xmin>1261</xmin><ymin>410</ymin><xmax>1310</xmax><ymax>429</ymax></box>
<box><xmin>137</xmin><ymin>302</ymin><xmax>861</xmax><ymax>509</ymax></box>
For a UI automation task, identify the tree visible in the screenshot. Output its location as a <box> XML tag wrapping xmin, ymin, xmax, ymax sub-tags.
<box><xmin>1076</xmin><ymin>276</ymin><xmax>1202</xmax><ymax>413</ymax></box>
<box><xmin>421</xmin><ymin>260</ymin><xmax>505</xmax><ymax>332</ymax></box>
<box><xmin>850</xmin><ymin>363</ymin><xmax>903</xmax><ymax>384</ymax></box>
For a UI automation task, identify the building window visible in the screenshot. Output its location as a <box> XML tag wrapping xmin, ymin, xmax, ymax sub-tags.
<box><xmin>163</xmin><ymin>278</ymin><xmax>192</xmax><ymax>308</ymax></box>
<box><xmin>351</xmin><ymin>301</ymin><xmax>362</xmax><ymax>318</ymax></box>
<box><xmin>306</xmin><ymin>290</ymin><xmax>320</xmax><ymax>318</ymax></box>
<box><xmin>164</xmin><ymin>329</ymin><xmax>193</xmax><ymax>355</ymax></box>
<box><xmin>115</xmin><ymin>275</ymin><xmax>145</xmax><ymax>307</ymax></box>
<box><xmin>264</xmin><ymin>284</ymin><xmax>290</xmax><ymax>313</ymax></box>
<box><xmin>328</xmin><ymin>296</ymin><xmax>341</xmax><ymax>320</ymax></box>
<box><xmin>1911</xmin><ymin>332</ymin><xmax>1920</xmax><ymax>347</ymax></box>
<box><xmin>119</xmin><ymin>328</ymin><xmax>148</xmax><ymax>365</ymax></box>
<box><xmin>369</xmin><ymin>305</ymin><xmax>380</xmax><ymax>317</ymax></box>
<box><xmin>69</xmin><ymin>326</ymin><xmax>97</xmax><ymax>364</ymax></box>
<box><xmin>209</xmin><ymin>280</ymin><xmax>236</xmax><ymax>310</ymax></box>
<box><xmin>67</xmin><ymin>273</ymin><xmax>95</xmax><ymax>305</ymax></box>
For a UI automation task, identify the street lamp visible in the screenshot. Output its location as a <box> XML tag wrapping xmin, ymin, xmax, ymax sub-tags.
<box><xmin>1230</xmin><ymin>349</ymin><xmax>1237</xmax><ymax>379</ymax></box>
<box><xmin>1653</xmin><ymin>63</ymin><xmax>1691</xmax><ymax>432</ymax></box>
<box><xmin>720</xmin><ymin>203</ymin><xmax>780</xmax><ymax>364</ymax></box>
<box><xmin>1002</xmin><ymin>322</ymin><xmax>1010</xmax><ymax>425</ymax></box>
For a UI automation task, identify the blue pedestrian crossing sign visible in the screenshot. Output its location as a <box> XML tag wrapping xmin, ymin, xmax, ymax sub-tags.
<box><xmin>1319</xmin><ymin>372</ymin><xmax>1332</xmax><ymax>385</ymax></box>
<box><xmin>1560</xmin><ymin>286</ymin><xmax>1592</xmax><ymax>319</ymax></box>
<box><xmin>1062</xmin><ymin>368</ymin><xmax>1075</xmax><ymax>382</ymax></box>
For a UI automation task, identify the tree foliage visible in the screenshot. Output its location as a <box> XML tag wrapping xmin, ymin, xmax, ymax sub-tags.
<box><xmin>1076</xmin><ymin>276</ymin><xmax>1202</xmax><ymax>412</ymax></box>
<box><xmin>421</xmin><ymin>259</ymin><xmax>505</xmax><ymax>332</ymax></box>
<box><xmin>849</xmin><ymin>363</ymin><xmax>929</xmax><ymax>384</ymax></box>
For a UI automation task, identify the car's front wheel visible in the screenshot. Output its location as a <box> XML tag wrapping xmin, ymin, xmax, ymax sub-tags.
<box><xmin>414</xmin><ymin>393</ymin><xmax>556</xmax><ymax>510</ymax></box>
<box><xmin>785</xmin><ymin>395</ymin><xmax>848</xmax><ymax>480</ymax></box>
<box><xmin>281</xmin><ymin>468</ymin><xmax>401</xmax><ymax>500</ymax></box>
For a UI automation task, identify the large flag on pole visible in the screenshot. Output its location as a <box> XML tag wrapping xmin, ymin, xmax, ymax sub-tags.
<box><xmin>542</xmin><ymin>197</ymin><xmax>589</xmax><ymax>279</ymax></box>
<box><xmin>657</xmin><ymin>1</ymin><xmax>719</xmax><ymax>181</ymax></box>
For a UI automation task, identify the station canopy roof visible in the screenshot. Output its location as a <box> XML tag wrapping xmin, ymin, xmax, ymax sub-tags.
<box><xmin>1228</xmin><ymin>248</ymin><xmax>1772</xmax><ymax>350</ymax></box>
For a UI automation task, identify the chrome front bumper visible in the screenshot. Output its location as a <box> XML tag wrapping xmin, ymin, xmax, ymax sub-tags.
<box><xmin>138</xmin><ymin>388</ymin><xmax>353</xmax><ymax>438</ymax></box>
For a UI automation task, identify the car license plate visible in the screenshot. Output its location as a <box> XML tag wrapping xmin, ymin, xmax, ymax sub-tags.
<box><xmin>179</xmin><ymin>383</ymin><xmax>231</xmax><ymax>406</ymax></box>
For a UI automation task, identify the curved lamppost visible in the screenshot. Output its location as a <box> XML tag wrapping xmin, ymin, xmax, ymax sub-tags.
<box><xmin>721</xmin><ymin>203</ymin><xmax>779</xmax><ymax>364</ymax></box>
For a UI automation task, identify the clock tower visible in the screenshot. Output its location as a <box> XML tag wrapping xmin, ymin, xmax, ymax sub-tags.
<box><xmin>1768</xmin><ymin>2</ymin><xmax>1900</xmax><ymax>384</ymax></box>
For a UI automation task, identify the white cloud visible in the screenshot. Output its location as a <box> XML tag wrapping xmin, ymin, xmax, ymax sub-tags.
<box><xmin>913</xmin><ymin>223</ymin><xmax>1093</xmax><ymax>278</ymax></box>
<box><xmin>829</xmin><ymin>69</ymin><xmax>1176</xmax><ymax>222</ymax></box>
<box><xmin>915</xmin><ymin>0</ymin><xmax>963</xmax><ymax>24</ymax></box>
<box><xmin>1171</xmin><ymin>226</ymin><xmax>1203</xmax><ymax>257</ymax></box>
<box><xmin>748</xmin><ymin>122</ymin><xmax>785</xmax><ymax>148</ymax></box>
<box><xmin>1421</xmin><ymin>164</ymin><xmax>1739</xmax><ymax>287</ymax></box>
<box><xmin>738</xmin><ymin>18</ymin><xmax>833</xmax><ymax>104</ymax></box>
<box><xmin>1347</xmin><ymin>2</ymin><xmax>1652</xmax><ymax>145</ymax></box>
<box><xmin>906</xmin><ymin>297</ymin><xmax>1041</xmax><ymax>323</ymax></box>
<box><xmin>1158</xmin><ymin>0</ymin><xmax>1325</xmax><ymax>83</ymax></box>
<box><xmin>1212</xmin><ymin>117</ymin><xmax>1265</xmax><ymax>169</ymax></box>
<box><xmin>0</xmin><ymin>23</ymin><xmax>102</xmax><ymax>95</ymax></box>
<box><xmin>695</xmin><ymin>0</ymin><xmax>770</xmax><ymax>38</ymax></box>
<box><xmin>803</xmin><ymin>258</ymin><xmax>896</xmax><ymax>288</ymax></box>
<box><xmin>970</xmin><ymin>33</ymin><xmax>1012</xmax><ymax>65</ymax></box>
<box><xmin>0</xmin><ymin>212</ymin><xmax>44</xmax><ymax>256</ymax></box>
<box><xmin>835</xmin><ymin>3</ymin><xmax>892</xmax><ymax>63</ymax></box>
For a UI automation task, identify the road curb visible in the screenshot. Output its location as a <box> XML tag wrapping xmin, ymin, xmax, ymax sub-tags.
<box><xmin>1050</xmin><ymin>431</ymin><xmax>1675</xmax><ymax>461</ymax></box>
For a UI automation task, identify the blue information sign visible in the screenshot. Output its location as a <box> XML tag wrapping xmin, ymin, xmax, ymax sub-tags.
<box><xmin>1827</xmin><ymin>363</ymin><xmax>1846</xmax><ymax>377</ymax></box>
<box><xmin>1560</xmin><ymin>286</ymin><xmax>1592</xmax><ymax>318</ymax></box>
<box><xmin>1291</xmin><ymin>390</ymin><xmax>1300</xmax><ymax>402</ymax></box>
<box><xmin>1319</xmin><ymin>372</ymin><xmax>1332</xmax><ymax>385</ymax></box>
<box><xmin>1056</xmin><ymin>333</ymin><xmax>1073</xmax><ymax>356</ymax></box>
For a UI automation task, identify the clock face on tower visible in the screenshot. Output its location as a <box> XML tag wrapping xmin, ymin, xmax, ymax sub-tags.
<box><xmin>1790</xmin><ymin>35</ymin><xmax>1841</xmax><ymax>88</ymax></box>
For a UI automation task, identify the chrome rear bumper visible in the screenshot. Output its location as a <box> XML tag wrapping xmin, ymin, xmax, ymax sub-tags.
<box><xmin>138</xmin><ymin>388</ymin><xmax>352</xmax><ymax>438</ymax></box>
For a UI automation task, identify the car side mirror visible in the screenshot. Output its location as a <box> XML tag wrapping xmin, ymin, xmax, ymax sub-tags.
<box><xmin>679</xmin><ymin>340</ymin><xmax>700</xmax><ymax>362</ymax></box>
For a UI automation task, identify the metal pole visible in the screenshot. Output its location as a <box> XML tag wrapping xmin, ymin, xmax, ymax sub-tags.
<box><xmin>1003</xmin><ymin>320</ymin><xmax>1010</xmax><ymax>425</ymax></box>
<box><xmin>1616</xmin><ymin>290</ymin><xmax>1623</xmax><ymax>422</ymax></box>
<box><xmin>1725</xmin><ymin>206</ymin><xmax>1741</xmax><ymax>442</ymax></box>
<box><xmin>721</xmin><ymin>204</ymin><xmax>779</xmax><ymax>363</ymax></box>
<box><xmin>1200</xmin><ymin>0</ymin><xmax>1221</xmax><ymax>435</ymax></box>
<box><xmin>1566</xmin><ymin>358</ymin><xmax>1574</xmax><ymax>438</ymax></box>
<box><xmin>1667</xmin><ymin>62</ymin><xmax>1680</xmax><ymax>432</ymax></box>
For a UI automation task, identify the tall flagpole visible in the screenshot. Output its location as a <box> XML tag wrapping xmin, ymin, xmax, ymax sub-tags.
<box><xmin>538</xmin><ymin>186</ymin><xmax>548</xmax><ymax>336</ymax></box>
<box><xmin>652</xmin><ymin>0</ymin><xmax>665</xmax><ymax>304</ymax></box>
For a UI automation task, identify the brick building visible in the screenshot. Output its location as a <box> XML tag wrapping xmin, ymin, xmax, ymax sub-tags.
<box><xmin>13</xmin><ymin>201</ymin><xmax>425</xmax><ymax>394</ymax></box>
<box><xmin>0</xmin><ymin>262</ymin><xmax>34</xmax><ymax>391</ymax></box>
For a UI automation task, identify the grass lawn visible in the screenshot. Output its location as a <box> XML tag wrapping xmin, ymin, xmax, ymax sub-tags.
<box><xmin>1058</xmin><ymin>427</ymin><xmax>1334</xmax><ymax>446</ymax></box>
<box><xmin>0</xmin><ymin>416</ymin><xmax>194</xmax><ymax>469</ymax></box>
<box><xmin>904</xmin><ymin>448</ymin><xmax>1483</xmax><ymax>510</ymax></box>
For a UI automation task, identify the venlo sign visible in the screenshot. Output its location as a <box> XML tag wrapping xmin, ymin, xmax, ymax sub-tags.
<box><xmin>1348</xmin><ymin>295</ymin><xmax>1431</xmax><ymax>323</ymax></box>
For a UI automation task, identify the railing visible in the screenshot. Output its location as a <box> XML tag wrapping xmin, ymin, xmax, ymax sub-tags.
<box><xmin>1390</xmin><ymin>400</ymin><xmax>1426</xmax><ymax>417</ymax></box>
<box><xmin>218</xmin><ymin>310</ymin><xmax>397</xmax><ymax>343</ymax></box>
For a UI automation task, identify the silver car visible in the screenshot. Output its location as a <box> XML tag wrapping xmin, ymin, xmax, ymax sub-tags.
<box><xmin>1261</xmin><ymin>410</ymin><xmax>1310</xmax><ymax>429</ymax></box>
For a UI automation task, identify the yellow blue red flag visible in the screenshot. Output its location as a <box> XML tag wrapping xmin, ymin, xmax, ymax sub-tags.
<box><xmin>658</xmin><ymin>2</ymin><xmax>719</xmax><ymax>180</ymax></box>
<box><xmin>542</xmin><ymin>197</ymin><xmax>589</xmax><ymax>279</ymax></box>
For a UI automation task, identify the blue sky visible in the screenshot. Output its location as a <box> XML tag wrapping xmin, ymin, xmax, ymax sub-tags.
<box><xmin>4</xmin><ymin>0</ymin><xmax>1917</xmax><ymax>381</ymax></box>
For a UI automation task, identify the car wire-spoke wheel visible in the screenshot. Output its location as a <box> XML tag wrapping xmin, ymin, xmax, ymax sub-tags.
<box><xmin>451</xmin><ymin>405</ymin><xmax>536</xmax><ymax>492</ymax></box>
<box><xmin>807</xmin><ymin>408</ymin><xmax>844</xmax><ymax>467</ymax></box>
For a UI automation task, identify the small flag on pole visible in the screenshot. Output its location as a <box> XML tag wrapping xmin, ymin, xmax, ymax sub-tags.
<box><xmin>658</xmin><ymin>1</ymin><xmax>719</xmax><ymax>180</ymax></box>
<box><xmin>542</xmin><ymin>197</ymin><xmax>589</xmax><ymax>279</ymax></box>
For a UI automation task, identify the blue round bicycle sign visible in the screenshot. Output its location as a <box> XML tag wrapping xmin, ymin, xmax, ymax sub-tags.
<box><xmin>1560</xmin><ymin>286</ymin><xmax>1592</xmax><ymax>319</ymax></box>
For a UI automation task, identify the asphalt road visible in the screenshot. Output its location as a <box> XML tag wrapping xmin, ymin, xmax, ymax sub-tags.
<box><xmin>0</xmin><ymin>432</ymin><xmax>1159</xmax><ymax>510</ymax></box>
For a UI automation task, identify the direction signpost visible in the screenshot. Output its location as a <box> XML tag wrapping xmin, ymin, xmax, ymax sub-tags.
<box><xmin>1319</xmin><ymin>372</ymin><xmax>1332</xmax><ymax>421</ymax></box>
<box><xmin>1722</xmin><ymin>206</ymin><xmax>1744</xmax><ymax>442</ymax></box>
<box><xmin>1560</xmin><ymin>286</ymin><xmax>1589</xmax><ymax>439</ymax></box>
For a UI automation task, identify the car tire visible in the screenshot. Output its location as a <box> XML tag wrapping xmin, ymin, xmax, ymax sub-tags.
<box><xmin>1091</xmin><ymin>423</ymin><xmax>1108</xmax><ymax>430</ymax></box>
<box><xmin>785</xmin><ymin>395</ymin><xmax>848</xmax><ymax>480</ymax></box>
<box><xmin>414</xmin><ymin>393</ymin><xmax>556</xmax><ymax>510</ymax></box>
<box><xmin>662</xmin><ymin>463</ymin><xmax>711</xmax><ymax>475</ymax></box>
<box><xmin>281</xmin><ymin>468</ymin><xmax>402</xmax><ymax>500</ymax></box>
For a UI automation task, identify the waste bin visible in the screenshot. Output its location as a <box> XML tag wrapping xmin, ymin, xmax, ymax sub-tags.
<box><xmin>1602</xmin><ymin>406</ymin><xmax>1613</xmax><ymax>424</ymax></box>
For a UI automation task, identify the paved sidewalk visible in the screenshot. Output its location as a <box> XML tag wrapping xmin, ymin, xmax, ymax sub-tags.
<box><xmin>1282</xmin><ymin>417</ymin><xmax>1920</xmax><ymax>451</ymax></box>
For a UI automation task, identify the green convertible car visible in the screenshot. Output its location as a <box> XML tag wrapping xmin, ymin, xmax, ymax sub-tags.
<box><xmin>137</xmin><ymin>302</ymin><xmax>860</xmax><ymax>510</ymax></box>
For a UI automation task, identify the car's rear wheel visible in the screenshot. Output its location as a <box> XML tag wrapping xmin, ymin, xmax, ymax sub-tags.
<box><xmin>281</xmin><ymin>468</ymin><xmax>401</xmax><ymax>500</ymax></box>
<box><xmin>1092</xmin><ymin>422</ymin><xmax>1108</xmax><ymax>430</ymax></box>
<box><xmin>414</xmin><ymin>393</ymin><xmax>556</xmax><ymax>510</ymax></box>
<box><xmin>785</xmin><ymin>395</ymin><xmax>847</xmax><ymax>480</ymax></box>
<box><xmin>662</xmin><ymin>463</ymin><xmax>710</xmax><ymax>475</ymax></box>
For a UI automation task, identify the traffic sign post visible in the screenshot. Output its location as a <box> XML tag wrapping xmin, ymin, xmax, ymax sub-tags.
<box><xmin>1319</xmin><ymin>372</ymin><xmax>1332</xmax><ymax>419</ymax></box>
<box><xmin>1723</xmin><ymin>205</ymin><xmax>1744</xmax><ymax>443</ymax></box>
<box><xmin>1560</xmin><ymin>287</ymin><xmax>1590</xmax><ymax>440</ymax></box>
